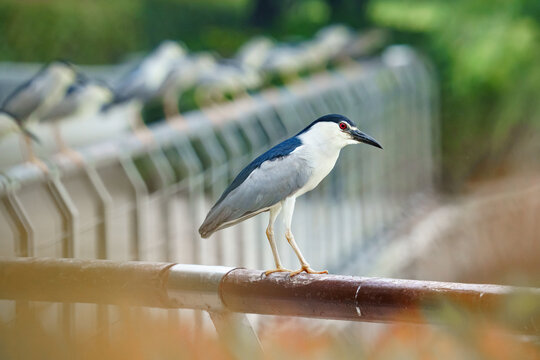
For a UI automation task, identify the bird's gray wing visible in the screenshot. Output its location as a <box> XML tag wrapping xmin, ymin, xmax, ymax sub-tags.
<box><xmin>40</xmin><ymin>94</ymin><xmax>79</xmax><ymax>122</ymax></box>
<box><xmin>114</xmin><ymin>74</ymin><xmax>144</xmax><ymax>101</ymax></box>
<box><xmin>199</xmin><ymin>154</ymin><xmax>312</xmax><ymax>237</ymax></box>
<box><xmin>113</xmin><ymin>62</ymin><xmax>156</xmax><ymax>103</ymax></box>
<box><xmin>2</xmin><ymin>80</ymin><xmax>45</xmax><ymax>122</ymax></box>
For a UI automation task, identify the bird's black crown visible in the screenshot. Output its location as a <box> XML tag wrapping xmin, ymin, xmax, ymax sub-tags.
<box><xmin>297</xmin><ymin>114</ymin><xmax>354</xmax><ymax>136</ymax></box>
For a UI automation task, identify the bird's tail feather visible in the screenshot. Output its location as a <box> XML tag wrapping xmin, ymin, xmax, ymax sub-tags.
<box><xmin>199</xmin><ymin>207</ymin><xmax>268</xmax><ymax>238</ymax></box>
<box><xmin>198</xmin><ymin>205</ymin><xmax>235</xmax><ymax>238</ymax></box>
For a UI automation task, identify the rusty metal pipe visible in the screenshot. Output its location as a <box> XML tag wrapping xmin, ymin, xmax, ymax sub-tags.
<box><xmin>221</xmin><ymin>269</ymin><xmax>540</xmax><ymax>333</ymax></box>
<box><xmin>1</xmin><ymin>258</ymin><xmax>539</xmax><ymax>333</ymax></box>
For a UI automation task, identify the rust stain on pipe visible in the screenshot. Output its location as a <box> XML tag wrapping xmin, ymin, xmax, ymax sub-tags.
<box><xmin>220</xmin><ymin>269</ymin><xmax>540</xmax><ymax>332</ymax></box>
<box><xmin>220</xmin><ymin>269</ymin><xmax>362</xmax><ymax>321</ymax></box>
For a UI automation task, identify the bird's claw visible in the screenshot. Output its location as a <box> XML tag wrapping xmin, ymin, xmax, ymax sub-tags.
<box><xmin>29</xmin><ymin>157</ymin><xmax>49</xmax><ymax>174</ymax></box>
<box><xmin>290</xmin><ymin>265</ymin><xmax>328</xmax><ymax>277</ymax></box>
<box><xmin>134</xmin><ymin>128</ymin><xmax>154</xmax><ymax>145</ymax></box>
<box><xmin>264</xmin><ymin>267</ymin><xmax>292</xmax><ymax>276</ymax></box>
<box><xmin>61</xmin><ymin>148</ymin><xmax>84</xmax><ymax>166</ymax></box>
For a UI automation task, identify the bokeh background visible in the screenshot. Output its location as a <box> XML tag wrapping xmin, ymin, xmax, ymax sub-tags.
<box><xmin>0</xmin><ymin>0</ymin><xmax>539</xmax><ymax>359</ymax></box>
<box><xmin>1</xmin><ymin>0</ymin><xmax>538</xmax><ymax>189</ymax></box>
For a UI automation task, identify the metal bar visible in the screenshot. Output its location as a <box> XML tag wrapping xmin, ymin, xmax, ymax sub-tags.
<box><xmin>44</xmin><ymin>177</ymin><xmax>79</xmax><ymax>339</ymax></box>
<box><xmin>82</xmin><ymin>165</ymin><xmax>113</xmax><ymax>332</ymax></box>
<box><xmin>3</xmin><ymin>189</ymin><xmax>34</xmax><ymax>257</ymax></box>
<box><xmin>209</xmin><ymin>311</ymin><xmax>262</xmax><ymax>360</ymax></box>
<box><xmin>221</xmin><ymin>270</ymin><xmax>540</xmax><ymax>335</ymax></box>
<box><xmin>1</xmin><ymin>258</ymin><xmax>538</xmax><ymax>334</ymax></box>
<box><xmin>0</xmin><ymin>257</ymin><xmax>176</xmax><ymax>307</ymax></box>
<box><xmin>119</xmin><ymin>157</ymin><xmax>149</xmax><ymax>261</ymax></box>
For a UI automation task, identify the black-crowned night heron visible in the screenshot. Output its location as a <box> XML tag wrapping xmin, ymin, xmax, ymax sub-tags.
<box><xmin>0</xmin><ymin>60</ymin><xmax>77</xmax><ymax>171</ymax></box>
<box><xmin>199</xmin><ymin>114</ymin><xmax>382</xmax><ymax>276</ymax></box>
<box><xmin>41</xmin><ymin>77</ymin><xmax>113</xmax><ymax>162</ymax></box>
<box><xmin>104</xmin><ymin>40</ymin><xmax>186</xmax><ymax>141</ymax></box>
<box><xmin>160</xmin><ymin>52</ymin><xmax>217</xmax><ymax>121</ymax></box>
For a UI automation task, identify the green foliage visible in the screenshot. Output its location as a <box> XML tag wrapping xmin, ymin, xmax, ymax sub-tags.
<box><xmin>0</xmin><ymin>0</ymin><xmax>251</xmax><ymax>62</ymax></box>
<box><xmin>0</xmin><ymin>0</ymin><xmax>144</xmax><ymax>63</ymax></box>
<box><xmin>369</xmin><ymin>0</ymin><xmax>540</xmax><ymax>189</ymax></box>
<box><xmin>2</xmin><ymin>0</ymin><xmax>537</xmax><ymax>189</ymax></box>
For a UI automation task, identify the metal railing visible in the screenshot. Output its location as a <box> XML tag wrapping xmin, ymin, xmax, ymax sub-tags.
<box><xmin>0</xmin><ymin>46</ymin><xmax>439</xmax><ymax>337</ymax></box>
<box><xmin>2</xmin><ymin>257</ymin><xmax>538</xmax><ymax>333</ymax></box>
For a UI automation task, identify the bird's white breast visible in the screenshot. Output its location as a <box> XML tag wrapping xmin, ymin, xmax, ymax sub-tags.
<box><xmin>293</xmin><ymin>122</ymin><xmax>345</xmax><ymax>197</ymax></box>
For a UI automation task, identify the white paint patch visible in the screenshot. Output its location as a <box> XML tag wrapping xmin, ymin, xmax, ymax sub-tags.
<box><xmin>355</xmin><ymin>285</ymin><xmax>362</xmax><ymax>317</ymax></box>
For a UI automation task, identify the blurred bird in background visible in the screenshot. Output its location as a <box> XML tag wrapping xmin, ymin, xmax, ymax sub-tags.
<box><xmin>41</xmin><ymin>77</ymin><xmax>113</xmax><ymax>163</ymax></box>
<box><xmin>0</xmin><ymin>24</ymin><xmax>380</xmax><ymax>169</ymax></box>
<box><xmin>160</xmin><ymin>52</ymin><xmax>217</xmax><ymax>124</ymax></box>
<box><xmin>199</xmin><ymin>114</ymin><xmax>382</xmax><ymax>276</ymax></box>
<box><xmin>104</xmin><ymin>40</ymin><xmax>186</xmax><ymax>142</ymax></box>
<box><xmin>0</xmin><ymin>60</ymin><xmax>77</xmax><ymax>172</ymax></box>
<box><xmin>193</xmin><ymin>38</ymin><xmax>274</xmax><ymax>116</ymax></box>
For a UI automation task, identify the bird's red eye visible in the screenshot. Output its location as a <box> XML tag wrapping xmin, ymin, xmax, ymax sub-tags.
<box><xmin>339</xmin><ymin>122</ymin><xmax>347</xmax><ymax>130</ymax></box>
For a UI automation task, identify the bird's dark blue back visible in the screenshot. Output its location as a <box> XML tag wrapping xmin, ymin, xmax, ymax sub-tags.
<box><xmin>214</xmin><ymin>136</ymin><xmax>303</xmax><ymax>205</ymax></box>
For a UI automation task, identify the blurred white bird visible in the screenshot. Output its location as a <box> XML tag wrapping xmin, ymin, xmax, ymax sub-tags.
<box><xmin>0</xmin><ymin>60</ymin><xmax>77</xmax><ymax>171</ymax></box>
<box><xmin>235</xmin><ymin>36</ymin><xmax>275</xmax><ymax>71</ymax></box>
<box><xmin>41</xmin><ymin>78</ymin><xmax>113</xmax><ymax>162</ymax></box>
<box><xmin>262</xmin><ymin>44</ymin><xmax>307</xmax><ymax>83</ymax></box>
<box><xmin>104</xmin><ymin>40</ymin><xmax>186</xmax><ymax>141</ymax></box>
<box><xmin>160</xmin><ymin>52</ymin><xmax>217</xmax><ymax>121</ymax></box>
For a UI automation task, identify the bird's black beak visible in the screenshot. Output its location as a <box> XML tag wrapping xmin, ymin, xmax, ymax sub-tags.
<box><xmin>350</xmin><ymin>129</ymin><xmax>383</xmax><ymax>149</ymax></box>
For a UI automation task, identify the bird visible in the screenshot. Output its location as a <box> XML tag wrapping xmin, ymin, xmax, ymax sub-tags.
<box><xmin>159</xmin><ymin>52</ymin><xmax>217</xmax><ymax>121</ymax></box>
<box><xmin>193</xmin><ymin>40</ymin><xmax>275</xmax><ymax>118</ymax></box>
<box><xmin>41</xmin><ymin>77</ymin><xmax>113</xmax><ymax>162</ymax></box>
<box><xmin>104</xmin><ymin>40</ymin><xmax>186</xmax><ymax>141</ymax></box>
<box><xmin>108</xmin><ymin>41</ymin><xmax>186</xmax><ymax>106</ymax></box>
<box><xmin>261</xmin><ymin>44</ymin><xmax>306</xmax><ymax>83</ymax></box>
<box><xmin>0</xmin><ymin>60</ymin><xmax>77</xmax><ymax>171</ymax></box>
<box><xmin>235</xmin><ymin>36</ymin><xmax>274</xmax><ymax>72</ymax></box>
<box><xmin>303</xmin><ymin>24</ymin><xmax>356</xmax><ymax>69</ymax></box>
<box><xmin>199</xmin><ymin>114</ymin><xmax>382</xmax><ymax>276</ymax></box>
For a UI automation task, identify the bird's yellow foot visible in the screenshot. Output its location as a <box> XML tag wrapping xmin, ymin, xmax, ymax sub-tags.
<box><xmin>29</xmin><ymin>157</ymin><xmax>49</xmax><ymax>174</ymax></box>
<box><xmin>134</xmin><ymin>128</ymin><xmax>154</xmax><ymax>145</ymax></box>
<box><xmin>264</xmin><ymin>267</ymin><xmax>292</xmax><ymax>276</ymax></box>
<box><xmin>290</xmin><ymin>265</ymin><xmax>328</xmax><ymax>277</ymax></box>
<box><xmin>61</xmin><ymin>147</ymin><xmax>84</xmax><ymax>166</ymax></box>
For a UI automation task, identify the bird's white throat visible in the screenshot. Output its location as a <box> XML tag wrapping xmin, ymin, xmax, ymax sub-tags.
<box><xmin>294</xmin><ymin>122</ymin><xmax>349</xmax><ymax>196</ymax></box>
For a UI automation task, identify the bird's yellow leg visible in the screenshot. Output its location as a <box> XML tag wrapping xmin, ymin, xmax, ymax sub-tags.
<box><xmin>280</xmin><ymin>197</ymin><xmax>327</xmax><ymax>276</ymax></box>
<box><xmin>286</xmin><ymin>229</ymin><xmax>328</xmax><ymax>277</ymax></box>
<box><xmin>132</xmin><ymin>112</ymin><xmax>154</xmax><ymax>145</ymax></box>
<box><xmin>264</xmin><ymin>226</ymin><xmax>291</xmax><ymax>275</ymax></box>
<box><xmin>163</xmin><ymin>90</ymin><xmax>183</xmax><ymax>123</ymax></box>
<box><xmin>53</xmin><ymin>122</ymin><xmax>83</xmax><ymax>165</ymax></box>
<box><xmin>264</xmin><ymin>206</ymin><xmax>291</xmax><ymax>275</ymax></box>
<box><xmin>22</xmin><ymin>134</ymin><xmax>49</xmax><ymax>174</ymax></box>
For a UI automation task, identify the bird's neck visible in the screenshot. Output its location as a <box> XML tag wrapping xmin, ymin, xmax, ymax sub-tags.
<box><xmin>297</xmin><ymin>132</ymin><xmax>343</xmax><ymax>173</ymax></box>
<box><xmin>297</xmin><ymin>128</ymin><xmax>345</xmax><ymax>156</ymax></box>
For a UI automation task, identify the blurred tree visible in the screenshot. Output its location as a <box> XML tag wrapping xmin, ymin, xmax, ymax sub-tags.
<box><xmin>0</xmin><ymin>0</ymin><xmax>537</xmax><ymax>190</ymax></box>
<box><xmin>368</xmin><ymin>0</ymin><xmax>540</xmax><ymax>189</ymax></box>
<box><xmin>249</xmin><ymin>0</ymin><xmax>293</xmax><ymax>28</ymax></box>
<box><xmin>0</xmin><ymin>0</ymin><xmax>144</xmax><ymax>63</ymax></box>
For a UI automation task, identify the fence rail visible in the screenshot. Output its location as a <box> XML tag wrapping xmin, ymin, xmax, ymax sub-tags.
<box><xmin>2</xmin><ymin>257</ymin><xmax>539</xmax><ymax>335</ymax></box>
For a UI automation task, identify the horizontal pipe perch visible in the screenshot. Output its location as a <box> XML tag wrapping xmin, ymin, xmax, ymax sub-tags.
<box><xmin>0</xmin><ymin>257</ymin><xmax>538</xmax><ymax>333</ymax></box>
